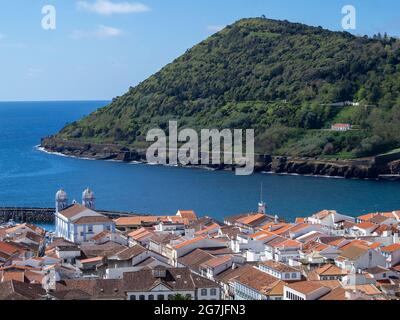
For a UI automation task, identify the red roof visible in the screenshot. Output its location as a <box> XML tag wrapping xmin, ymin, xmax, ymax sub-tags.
<box><xmin>381</xmin><ymin>243</ymin><xmax>400</xmax><ymax>253</ymax></box>
<box><xmin>0</xmin><ymin>242</ymin><xmax>21</xmax><ymax>255</ymax></box>
<box><xmin>177</xmin><ymin>210</ymin><xmax>197</xmax><ymax>221</ymax></box>
<box><xmin>173</xmin><ymin>237</ymin><xmax>205</xmax><ymax>250</ymax></box>
<box><xmin>355</xmin><ymin>222</ymin><xmax>378</xmax><ymax>230</ymax></box>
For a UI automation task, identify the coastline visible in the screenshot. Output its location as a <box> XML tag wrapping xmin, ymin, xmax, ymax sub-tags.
<box><xmin>37</xmin><ymin>145</ymin><xmax>354</xmax><ymax>179</ymax></box>
<box><xmin>38</xmin><ymin>137</ymin><xmax>400</xmax><ymax>181</ymax></box>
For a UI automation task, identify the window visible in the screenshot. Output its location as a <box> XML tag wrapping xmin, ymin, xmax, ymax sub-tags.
<box><xmin>201</xmin><ymin>289</ymin><xmax>207</xmax><ymax>296</ymax></box>
<box><xmin>139</xmin><ymin>295</ymin><xmax>145</xmax><ymax>300</ymax></box>
<box><xmin>106</xmin><ymin>225</ymin><xmax>111</xmax><ymax>231</ymax></box>
<box><xmin>80</xmin><ymin>232</ymin><xmax>84</xmax><ymax>237</ymax></box>
<box><xmin>185</xmin><ymin>294</ymin><xmax>192</xmax><ymax>300</ymax></box>
<box><xmin>292</xmin><ymin>273</ymin><xmax>297</xmax><ymax>279</ymax></box>
<box><xmin>210</xmin><ymin>289</ymin><xmax>217</xmax><ymax>296</ymax></box>
<box><xmin>88</xmin><ymin>226</ymin><xmax>93</xmax><ymax>233</ymax></box>
<box><xmin>168</xmin><ymin>295</ymin><xmax>174</xmax><ymax>300</ymax></box>
<box><xmin>130</xmin><ymin>295</ymin><xmax>136</xmax><ymax>300</ymax></box>
<box><xmin>157</xmin><ymin>295</ymin><xmax>164</xmax><ymax>301</ymax></box>
<box><xmin>148</xmin><ymin>295</ymin><xmax>154</xmax><ymax>300</ymax></box>
<box><xmin>285</xmin><ymin>273</ymin><xmax>290</xmax><ymax>279</ymax></box>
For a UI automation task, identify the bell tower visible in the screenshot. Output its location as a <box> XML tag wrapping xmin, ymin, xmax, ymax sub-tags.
<box><xmin>55</xmin><ymin>189</ymin><xmax>68</xmax><ymax>213</ymax></box>
<box><xmin>258</xmin><ymin>182</ymin><xmax>266</xmax><ymax>214</ymax></box>
<box><xmin>82</xmin><ymin>188</ymin><xmax>95</xmax><ymax>209</ymax></box>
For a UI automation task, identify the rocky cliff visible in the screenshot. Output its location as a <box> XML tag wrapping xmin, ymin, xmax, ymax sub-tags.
<box><xmin>41</xmin><ymin>137</ymin><xmax>400</xmax><ymax>180</ymax></box>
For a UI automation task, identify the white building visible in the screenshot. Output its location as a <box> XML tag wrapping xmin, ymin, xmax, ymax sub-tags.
<box><xmin>155</xmin><ymin>222</ymin><xmax>186</xmax><ymax>236</ymax></box>
<box><xmin>331</xmin><ymin>124</ymin><xmax>352</xmax><ymax>132</ymax></box>
<box><xmin>257</xmin><ymin>260</ymin><xmax>302</xmax><ymax>281</ymax></box>
<box><xmin>232</xmin><ymin>266</ymin><xmax>284</xmax><ymax>300</ymax></box>
<box><xmin>284</xmin><ymin>281</ymin><xmax>332</xmax><ymax>300</ymax></box>
<box><xmin>308</xmin><ymin>210</ymin><xmax>355</xmax><ymax>230</ymax></box>
<box><xmin>335</xmin><ymin>245</ymin><xmax>386</xmax><ymax>271</ymax></box>
<box><xmin>55</xmin><ymin>189</ymin><xmax>115</xmax><ymax>244</ymax></box>
<box><xmin>123</xmin><ymin>267</ymin><xmax>220</xmax><ymax>300</ymax></box>
<box><xmin>380</xmin><ymin>243</ymin><xmax>400</xmax><ymax>267</ymax></box>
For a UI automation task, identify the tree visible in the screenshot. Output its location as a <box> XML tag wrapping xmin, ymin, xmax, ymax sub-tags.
<box><xmin>169</xmin><ymin>294</ymin><xmax>192</xmax><ymax>301</ymax></box>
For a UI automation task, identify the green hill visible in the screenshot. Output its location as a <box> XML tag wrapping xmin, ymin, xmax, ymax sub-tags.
<box><xmin>55</xmin><ymin>18</ymin><xmax>400</xmax><ymax>158</ymax></box>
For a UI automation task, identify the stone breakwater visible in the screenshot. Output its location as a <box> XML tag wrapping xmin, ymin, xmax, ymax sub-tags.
<box><xmin>41</xmin><ymin>137</ymin><xmax>400</xmax><ymax>180</ymax></box>
<box><xmin>0</xmin><ymin>208</ymin><xmax>55</xmax><ymax>224</ymax></box>
<box><xmin>0</xmin><ymin>207</ymin><xmax>141</xmax><ymax>224</ymax></box>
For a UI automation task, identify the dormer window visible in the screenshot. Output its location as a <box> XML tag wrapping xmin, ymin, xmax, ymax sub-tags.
<box><xmin>152</xmin><ymin>267</ymin><xmax>167</xmax><ymax>278</ymax></box>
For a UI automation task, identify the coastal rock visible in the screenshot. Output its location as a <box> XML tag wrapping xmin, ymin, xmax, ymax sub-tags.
<box><xmin>40</xmin><ymin>137</ymin><xmax>400</xmax><ymax>180</ymax></box>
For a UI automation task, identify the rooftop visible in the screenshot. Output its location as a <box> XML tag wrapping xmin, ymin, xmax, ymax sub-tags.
<box><xmin>286</xmin><ymin>281</ymin><xmax>330</xmax><ymax>295</ymax></box>
<box><xmin>123</xmin><ymin>267</ymin><xmax>218</xmax><ymax>292</ymax></box>
<box><xmin>381</xmin><ymin>243</ymin><xmax>400</xmax><ymax>253</ymax></box>
<box><xmin>234</xmin><ymin>266</ymin><xmax>280</xmax><ymax>293</ymax></box>
<box><xmin>260</xmin><ymin>260</ymin><xmax>299</xmax><ymax>273</ymax></box>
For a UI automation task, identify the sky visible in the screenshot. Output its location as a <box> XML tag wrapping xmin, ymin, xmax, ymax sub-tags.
<box><xmin>0</xmin><ymin>0</ymin><xmax>399</xmax><ymax>101</ymax></box>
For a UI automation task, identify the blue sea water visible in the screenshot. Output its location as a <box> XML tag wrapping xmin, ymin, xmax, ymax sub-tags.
<box><xmin>1</xmin><ymin>101</ymin><xmax>400</xmax><ymax>229</ymax></box>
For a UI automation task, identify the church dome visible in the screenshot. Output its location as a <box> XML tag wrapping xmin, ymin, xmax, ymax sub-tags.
<box><xmin>55</xmin><ymin>189</ymin><xmax>68</xmax><ymax>201</ymax></box>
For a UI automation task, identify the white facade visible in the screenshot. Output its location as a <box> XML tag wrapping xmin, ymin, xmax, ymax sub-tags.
<box><xmin>381</xmin><ymin>249</ymin><xmax>400</xmax><ymax>267</ymax></box>
<box><xmin>257</xmin><ymin>264</ymin><xmax>302</xmax><ymax>281</ymax></box>
<box><xmin>127</xmin><ymin>285</ymin><xmax>220</xmax><ymax>301</ymax></box>
<box><xmin>335</xmin><ymin>249</ymin><xmax>386</xmax><ymax>271</ymax></box>
<box><xmin>55</xmin><ymin>190</ymin><xmax>116</xmax><ymax>244</ymax></box>
<box><xmin>284</xmin><ymin>285</ymin><xmax>330</xmax><ymax>300</ymax></box>
<box><xmin>155</xmin><ymin>222</ymin><xmax>186</xmax><ymax>236</ymax></box>
<box><xmin>234</xmin><ymin>282</ymin><xmax>267</xmax><ymax>300</ymax></box>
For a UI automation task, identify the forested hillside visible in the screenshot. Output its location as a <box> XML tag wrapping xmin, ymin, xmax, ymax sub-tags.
<box><xmin>56</xmin><ymin>18</ymin><xmax>400</xmax><ymax>158</ymax></box>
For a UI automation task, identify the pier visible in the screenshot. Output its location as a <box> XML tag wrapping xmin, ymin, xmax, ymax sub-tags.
<box><xmin>0</xmin><ymin>207</ymin><xmax>138</xmax><ymax>224</ymax></box>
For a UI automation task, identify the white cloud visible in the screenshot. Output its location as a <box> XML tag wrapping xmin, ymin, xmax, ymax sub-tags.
<box><xmin>206</xmin><ymin>25</ymin><xmax>226</xmax><ymax>33</ymax></box>
<box><xmin>96</xmin><ymin>25</ymin><xmax>122</xmax><ymax>38</ymax></box>
<box><xmin>77</xmin><ymin>0</ymin><xmax>150</xmax><ymax>15</ymax></box>
<box><xmin>70</xmin><ymin>25</ymin><xmax>122</xmax><ymax>39</ymax></box>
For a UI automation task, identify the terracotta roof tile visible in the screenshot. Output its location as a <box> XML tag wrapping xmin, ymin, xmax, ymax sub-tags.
<box><xmin>237</xmin><ymin>213</ymin><xmax>266</xmax><ymax>225</ymax></box>
<box><xmin>201</xmin><ymin>255</ymin><xmax>232</xmax><ymax>269</ymax></box>
<box><xmin>381</xmin><ymin>243</ymin><xmax>400</xmax><ymax>253</ymax></box>
<box><xmin>74</xmin><ymin>216</ymin><xmax>112</xmax><ymax>225</ymax></box>
<box><xmin>178</xmin><ymin>249</ymin><xmax>215</xmax><ymax>272</ymax></box>
<box><xmin>260</xmin><ymin>260</ymin><xmax>299</xmax><ymax>273</ymax></box>
<box><xmin>173</xmin><ymin>237</ymin><xmax>205</xmax><ymax>250</ymax></box>
<box><xmin>113</xmin><ymin>245</ymin><xmax>146</xmax><ymax>260</ymax></box>
<box><xmin>355</xmin><ymin>222</ymin><xmax>378</xmax><ymax>230</ymax></box>
<box><xmin>0</xmin><ymin>280</ymin><xmax>46</xmax><ymax>300</ymax></box>
<box><xmin>177</xmin><ymin>210</ymin><xmax>197</xmax><ymax>221</ymax></box>
<box><xmin>314</xmin><ymin>264</ymin><xmax>346</xmax><ymax>276</ymax></box>
<box><xmin>286</xmin><ymin>281</ymin><xmax>331</xmax><ymax>295</ymax></box>
<box><xmin>234</xmin><ymin>267</ymin><xmax>280</xmax><ymax>292</ymax></box>
<box><xmin>319</xmin><ymin>287</ymin><xmax>346</xmax><ymax>300</ymax></box>
<box><xmin>59</xmin><ymin>204</ymin><xmax>90</xmax><ymax>219</ymax></box>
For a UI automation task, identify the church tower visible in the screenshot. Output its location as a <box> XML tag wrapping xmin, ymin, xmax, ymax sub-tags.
<box><xmin>82</xmin><ymin>188</ymin><xmax>95</xmax><ymax>209</ymax></box>
<box><xmin>258</xmin><ymin>182</ymin><xmax>266</xmax><ymax>214</ymax></box>
<box><xmin>55</xmin><ymin>189</ymin><xmax>68</xmax><ymax>213</ymax></box>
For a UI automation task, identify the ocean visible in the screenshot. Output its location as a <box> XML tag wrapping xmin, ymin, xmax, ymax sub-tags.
<box><xmin>1</xmin><ymin>101</ymin><xmax>400</xmax><ymax>229</ymax></box>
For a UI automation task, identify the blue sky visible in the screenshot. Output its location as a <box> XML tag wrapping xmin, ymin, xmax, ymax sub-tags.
<box><xmin>0</xmin><ymin>0</ymin><xmax>399</xmax><ymax>101</ymax></box>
